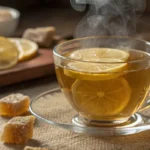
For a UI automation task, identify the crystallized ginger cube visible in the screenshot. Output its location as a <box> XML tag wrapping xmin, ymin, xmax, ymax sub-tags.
<box><xmin>24</xmin><ymin>146</ymin><xmax>49</xmax><ymax>150</ymax></box>
<box><xmin>0</xmin><ymin>93</ymin><xmax>30</xmax><ymax>117</ymax></box>
<box><xmin>23</xmin><ymin>26</ymin><xmax>56</xmax><ymax>47</ymax></box>
<box><xmin>0</xmin><ymin>116</ymin><xmax>35</xmax><ymax>144</ymax></box>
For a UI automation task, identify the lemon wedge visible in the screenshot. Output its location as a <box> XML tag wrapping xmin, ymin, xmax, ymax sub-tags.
<box><xmin>72</xmin><ymin>77</ymin><xmax>131</xmax><ymax>118</ymax></box>
<box><xmin>9</xmin><ymin>38</ymin><xmax>38</xmax><ymax>62</ymax></box>
<box><xmin>0</xmin><ymin>37</ymin><xmax>18</xmax><ymax>70</ymax></box>
<box><xmin>64</xmin><ymin>48</ymin><xmax>129</xmax><ymax>80</ymax></box>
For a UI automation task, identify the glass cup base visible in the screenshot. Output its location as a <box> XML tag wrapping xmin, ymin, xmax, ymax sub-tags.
<box><xmin>72</xmin><ymin>113</ymin><xmax>142</xmax><ymax>128</ymax></box>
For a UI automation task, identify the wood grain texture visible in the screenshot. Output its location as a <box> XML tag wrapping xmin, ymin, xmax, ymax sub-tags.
<box><xmin>0</xmin><ymin>49</ymin><xmax>55</xmax><ymax>87</ymax></box>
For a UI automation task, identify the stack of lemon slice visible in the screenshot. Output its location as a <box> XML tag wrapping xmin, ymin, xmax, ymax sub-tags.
<box><xmin>9</xmin><ymin>38</ymin><xmax>38</xmax><ymax>62</ymax></box>
<box><xmin>0</xmin><ymin>37</ymin><xmax>38</xmax><ymax>70</ymax></box>
<box><xmin>0</xmin><ymin>37</ymin><xmax>18</xmax><ymax>70</ymax></box>
<box><xmin>65</xmin><ymin>48</ymin><xmax>129</xmax><ymax>80</ymax></box>
<box><xmin>64</xmin><ymin>48</ymin><xmax>131</xmax><ymax>117</ymax></box>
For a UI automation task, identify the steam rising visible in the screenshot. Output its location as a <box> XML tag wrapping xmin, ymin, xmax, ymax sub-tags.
<box><xmin>71</xmin><ymin>0</ymin><xmax>146</xmax><ymax>37</ymax></box>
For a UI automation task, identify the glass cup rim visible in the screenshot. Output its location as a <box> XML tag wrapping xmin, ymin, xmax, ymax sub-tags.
<box><xmin>53</xmin><ymin>36</ymin><xmax>150</xmax><ymax>64</ymax></box>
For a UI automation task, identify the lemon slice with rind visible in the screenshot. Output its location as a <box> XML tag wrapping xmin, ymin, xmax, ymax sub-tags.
<box><xmin>69</xmin><ymin>48</ymin><xmax>129</xmax><ymax>61</ymax></box>
<box><xmin>0</xmin><ymin>37</ymin><xmax>18</xmax><ymax>70</ymax></box>
<box><xmin>9</xmin><ymin>38</ymin><xmax>38</xmax><ymax>62</ymax></box>
<box><xmin>72</xmin><ymin>77</ymin><xmax>131</xmax><ymax>118</ymax></box>
<box><xmin>64</xmin><ymin>48</ymin><xmax>129</xmax><ymax>80</ymax></box>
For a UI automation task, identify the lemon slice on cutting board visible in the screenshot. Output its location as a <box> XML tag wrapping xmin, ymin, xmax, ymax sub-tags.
<box><xmin>9</xmin><ymin>38</ymin><xmax>38</xmax><ymax>62</ymax></box>
<box><xmin>64</xmin><ymin>48</ymin><xmax>129</xmax><ymax>80</ymax></box>
<box><xmin>0</xmin><ymin>36</ymin><xmax>18</xmax><ymax>70</ymax></box>
<box><xmin>72</xmin><ymin>77</ymin><xmax>131</xmax><ymax>117</ymax></box>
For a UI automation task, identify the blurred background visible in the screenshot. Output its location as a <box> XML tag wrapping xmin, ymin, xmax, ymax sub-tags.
<box><xmin>0</xmin><ymin>0</ymin><xmax>149</xmax><ymax>38</ymax></box>
<box><xmin>0</xmin><ymin>0</ymin><xmax>71</xmax><ymax>9</ymax></box>
<box><xmin>0</xmin><ymin>0</ymin><xmax>84</xmax><ymax>37</ymax></box>
<box><xmin>0</xmin><ymin>0</ymin><xmax>149</xmax><ymax>11</ymax></box>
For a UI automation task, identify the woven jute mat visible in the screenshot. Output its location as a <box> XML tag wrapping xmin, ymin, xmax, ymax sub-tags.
<box><xmin>0</xmin><ymin>90</ymin><xmax>150</xmax><ymax>150</ymax></box>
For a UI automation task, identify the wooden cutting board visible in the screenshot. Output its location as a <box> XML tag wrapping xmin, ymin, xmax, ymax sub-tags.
<box><xmin>0</xmin><ymin>49</ymin><xmax>55</xmax><ymax>87</ymax></box>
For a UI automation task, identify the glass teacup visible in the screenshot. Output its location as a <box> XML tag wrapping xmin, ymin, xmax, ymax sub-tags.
<box><xmin>53</xmin><ymin>36</ymin><xmax>150</xmax><ymax>127</ymax></box>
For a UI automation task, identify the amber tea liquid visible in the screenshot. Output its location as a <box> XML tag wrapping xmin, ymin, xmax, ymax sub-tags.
<box><xmin>55</xmin><ymin>48</ymin><xmax>150</xmax><ymax>122</ymax></box>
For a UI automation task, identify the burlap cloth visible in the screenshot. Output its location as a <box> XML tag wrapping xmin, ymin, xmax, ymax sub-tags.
<box><xmin>0</xmin><ymin>89</ymin><xmax>150</xmax><ymax>150</ymax></box>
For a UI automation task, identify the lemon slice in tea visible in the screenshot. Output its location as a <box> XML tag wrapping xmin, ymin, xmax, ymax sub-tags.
<box><xmin>64</xmin><ymin>59</ymin><xmax>127</xmax><ymax>80</ymax></box>
<box><xmin>69</xmin><ymin>48</ymin><xmax>129</xmax><ymax>61</ymax></box>
<box><xmin>0</xmin><ymin>37</ymin><xmax>18</xmax><ymax>70</ymax></box>
<box><xmin>72</xmin><ymin>78</ymin><xmax>131</xmax><ymax>117</ymax></box>
<box><xmin>64</xmin><ymin>48</ymin><xmax>129</xmax><ymax>80</ymax></box>
<box><xmin>9</xmin><ymin>38</ymin><xmax>38</xmax><ymax>62</ymax></box>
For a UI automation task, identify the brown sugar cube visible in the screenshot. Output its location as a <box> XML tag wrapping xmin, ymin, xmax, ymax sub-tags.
<box><xmin>23</xmin><ymin>26</ymin><xmax>56</xmax><ymax>47</ymax></box>
<box><xmin>0</xmin><ymin>116</ymin><xmax>35</xmax><ymax>144</ymax></box>
<box><xmin>24</xmin><ymin>146</ymin><xmax>49</xmax><ymax>150</ymax></box>
<box><xmin>0</xmin><ymin>94</ymin><xmax>30</xmax><ymax>117</ymax></box>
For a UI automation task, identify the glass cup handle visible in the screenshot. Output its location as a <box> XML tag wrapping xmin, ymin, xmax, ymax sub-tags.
<box><xmin>139</xmin><ymin>91</ymin><xmax>150</xmax><ymax>112</ymax></box>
